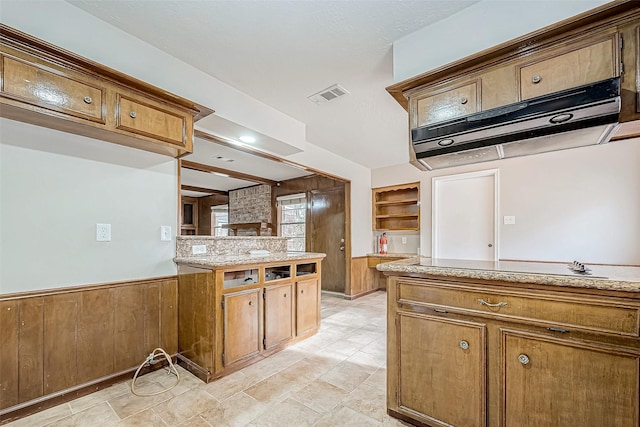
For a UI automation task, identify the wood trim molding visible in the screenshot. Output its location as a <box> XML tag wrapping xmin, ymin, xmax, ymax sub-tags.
<box><xmin>180</xmin><ymin>185</ymin><xmax>229</xmax><ymax>196</ymax></box>
<box><xmin>386</xmin><ymin>1</ymin><xmax>640</xmax><ymax>110</ymax></box>
<box><xmin>0</xmin><ymin>275</ymin><xmax>178</xmax><ymax>300</ymax></box>
<box><xmin>181</xmin><ymin>159</ymin><xmax>277</xmax><ymax>186</ymax></box>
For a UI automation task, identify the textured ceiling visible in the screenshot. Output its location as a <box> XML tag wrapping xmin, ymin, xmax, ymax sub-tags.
<box><xmin>67</xmin><ymin>0</ymin><xmax>478</xmax><ymax>170</ymax></box>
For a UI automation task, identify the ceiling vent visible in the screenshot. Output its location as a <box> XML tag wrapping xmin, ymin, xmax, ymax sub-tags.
<box><xmin>307</xmin><ymin>84</ymin><xmax>350</xmax><ymax>104</ymax></box>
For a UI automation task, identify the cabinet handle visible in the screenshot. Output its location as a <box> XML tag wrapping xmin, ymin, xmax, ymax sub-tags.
<box><xmin>532</xmin><ymin>75</ymin><xmax>542</xmax><ymax>84</ymax></box>
<box><xmin>460</xmin><ymin>97</ymin><xmax>468</xmax><ymax>105</ymax></box>
<box><xmin>477</xmin><ymin>298</ymin><xmax>507</xmax><ymax>308</ymax></box>
<box><xmin>83</xmin><ymin>96</ymin><xmax>93</xmax><ymax>104</ymax></box>
<box><xmin>518</xmin><ymin>354</ymin><xmax>530</xmax><ymax>365</ymax></box>
<box><xmin>459</xmin><ymin>340</ymin><xmax>469</xmax><ymax>350</ymax></box>
<box><xmin>129</xmin><ymin>111</ymin><xmax>137</xmax><ymax>118</ymax></box>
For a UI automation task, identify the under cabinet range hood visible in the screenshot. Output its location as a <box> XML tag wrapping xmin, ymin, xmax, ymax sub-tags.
<box><xmin>412</xmin><ymin>77</ymin><xmax>621</xmax><ymax>170</ymax></box>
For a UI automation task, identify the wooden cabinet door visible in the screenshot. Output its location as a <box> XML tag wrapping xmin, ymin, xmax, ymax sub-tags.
<box><xmin>223</xmin><ymin>289</ymin><xmax>261</xmax><ymax>366</ymax></box>
<box><xmin>116</xmin><ymin>93</ymin><xmax>188</xmax><ymax>147</ymax></box>
<box><xmin>1</xmin><ymin>55</ymin><xmax>106</xmax><ymax>123</ymax></box>
<box><xmin>412</xmin><ymin>81</ymin><xmax>478</xmax><ymax>127</ymax></box>
<box><xmin>296</xmin><ymin>279</ymin><xmax>319</xmax><ymax>337</ymax></box>
<box><xmin>264</xmin><ymin>283</ymin><xmax>294</xmax><ymax>350</ymax></box>
<box><xmin>503</xmin><ymin>330</ymin><xmax>639</xmax><ymax>427</ymax></box>
<box><xmin>519</xmin><ymin>34</ymin><xmax>618</xmax><ymax>100</ymax></box>
<box><xmin>395</xmin><ymin>313</ymin><xmax>487</xmax><ymax>427</ymax></box>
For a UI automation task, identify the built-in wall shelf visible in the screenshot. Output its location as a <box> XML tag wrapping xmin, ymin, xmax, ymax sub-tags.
<box><xmin>372</xmin><ymin>182</ymin><xmax>420</xmax><ymax>231</ymax></box>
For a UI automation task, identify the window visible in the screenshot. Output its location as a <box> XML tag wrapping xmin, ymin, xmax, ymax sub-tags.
<box><xmin>277</xmin><ymin>194</ymin><xmax>306</xmax><ymax>252</ymax></box>
<box><xmin>212</xmin><ymin>205</ymin><xmax>229</xmax><ymax>236</ymax></box>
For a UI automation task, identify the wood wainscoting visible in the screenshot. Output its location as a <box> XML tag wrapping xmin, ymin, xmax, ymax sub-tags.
<box><xmin>349</xmin><ymin>257</ymin><xmax>379</xmax><ymax>299</ymax></box>
<box><xmin>0</xmin><ymin>276</ymin><xmax>177</xmax><ymax>423</ymax></box>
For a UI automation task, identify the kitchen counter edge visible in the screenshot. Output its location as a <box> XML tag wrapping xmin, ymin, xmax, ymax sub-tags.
<box><xmin>174</xmin><ymin>252</ymin><xmax>326</xmax><ymax>269</ymax></box>
<box><xmin>377</xmin><ymin>257</ymin><xmax>640</xmax><ymax>293</ymax></box>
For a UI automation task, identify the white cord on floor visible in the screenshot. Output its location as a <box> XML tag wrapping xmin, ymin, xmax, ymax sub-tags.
<box><xmin>131</xmin><ymin>348</ymin><xmax>180</xmax><ymax>397</ymax></box>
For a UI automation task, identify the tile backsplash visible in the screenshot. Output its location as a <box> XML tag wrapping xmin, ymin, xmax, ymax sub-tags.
<box><xmin>176</xmin><ymin>236</ymin><xmax>288</xmax><ymax>257</ymax></box>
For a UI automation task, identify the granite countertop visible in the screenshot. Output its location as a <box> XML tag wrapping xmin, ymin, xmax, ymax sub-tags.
<box><xmin>377</xmin><ymin>257</ymin><xmax>640</xmax><ymax>293</ymax></box>
<box><xmin>366</xmin><ymin>253</ymin><xmax>415</xmax><ymax>258</ymax></box>
<box><xmin>174</xmin><ymin>252</ymin><xmax>326</xmax><ymax>268</ymax></box>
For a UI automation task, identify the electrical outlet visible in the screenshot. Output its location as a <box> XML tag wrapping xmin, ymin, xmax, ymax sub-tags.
<box><xmin>160</xmin><ymin>226</ymin><xmax>172</xmax><ymax>241</ymax></box>
<box><xmin>96</xmin><ymin>223</ymin><xmax>111</xmax><ymax>241</ymax></box>
<box><xmin>192</xmin><ymin>245</ymin><xmax>207</xmax><ymax>255</ymax></box>
<box><xmin>401</xmin><ymin>237</ymin><xmax>407</xmax><ymax>244</ymax></box>
<box><xmin>504</xmin><ymin>216</ymin><xmax>516</xmax><ymax>225</ymax></box>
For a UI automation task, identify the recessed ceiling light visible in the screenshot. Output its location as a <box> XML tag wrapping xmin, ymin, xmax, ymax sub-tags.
<box><xmin>239</xmin><ymin>135</ymin><xmax>256</xmax><ymax>143</ymax></box>
<box><xmin>213</xmin><ymin>172</ymin><xmax>229</xmax><ymax>177</ymax></box>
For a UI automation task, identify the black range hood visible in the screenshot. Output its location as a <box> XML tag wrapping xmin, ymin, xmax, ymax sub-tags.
<box><xmin>412</xmin><ymin>77</ymin><xmax>621</xmax><ymax>169</ymax></box>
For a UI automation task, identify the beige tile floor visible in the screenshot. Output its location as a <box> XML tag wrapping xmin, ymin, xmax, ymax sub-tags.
<box><xmin>6</xmin><ymin>291</ymin><xmax>411</xmax><ymax>427</ymax></box>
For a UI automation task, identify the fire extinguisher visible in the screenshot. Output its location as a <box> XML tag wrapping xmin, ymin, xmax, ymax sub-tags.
<box><xmin>379</xmin><ymin>233</ymin><xmax>388</xmax><ymax>255</ymax></box>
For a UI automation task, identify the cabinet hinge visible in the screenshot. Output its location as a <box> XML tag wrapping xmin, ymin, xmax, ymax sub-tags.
<box><xmin>263</xmin><ymin>292</ymin><xmax>266</xmax><ymax>300</ymax></box>
<box><xmin>263</xmin><ymin>337</ymin><xmax>266</xmax><ymax>348</ymax></box>
<box><xmin>221</xmin><ymin>300</ymin><xmax>225</xmax><ymax>309</ymax></box>
<box><xmin>620</xmin><ymin>34</ymin><xmax>624</xmax><ymax>50</ymax></box>
<box><xmin>621</xmin><ymin>62</ymin><xmax>625</xmax><ymax>75</ymax></box>
<box><xmin>222</xmin><ymin>353</ymin><xmax>225</xmax><ymax>364</ymax></box>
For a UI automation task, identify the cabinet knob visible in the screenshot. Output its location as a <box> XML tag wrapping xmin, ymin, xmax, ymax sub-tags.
<box><xmin>459</xmin><ymin>340</ymin><xmax>469</xmax><ymax>350</ymax></box>
<box><xmin>248</xmin><ymin>300</ymin><xmax>253</xmax><ymax>306</ymax></box>
<box><xmin>460</xmin><ymin>97</ymin><xmax>468</xmax><ymax>105</ymax></box>
<box><xmin>532</xmin><ymin>75</ymin><xmax>542</xmax><ymax>84</ymax></box>
<box><xmin>83</xmin><ymin>96</ymin><xmax>93</xmax><ymax>104</ymax></box>
<box><xmin>129</xmin><ymin>111</ymin><xmax>137</xmax><ymax>118</ymax></box>
<box><xmin>301</xmin><ymin>290</ymin><xmax>304</xmax><ymax>294</ymax></box>
<box><xmin>518</xmin><ymin>354</ymin><xmax>530</xmax><ymax>365</ymax></box>
<box><xmin>283</xmin><ymin>293</ymin><xmax>287</xmax><ymax>298</ymax></box>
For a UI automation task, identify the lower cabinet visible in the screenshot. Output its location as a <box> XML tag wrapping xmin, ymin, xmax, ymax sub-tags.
<box><xmin>177</xmin><ymin>259</ymin><xmax>323</xmax><ymax>382</ymax></box>
<box><xmin>396</xmin><ymin>313</ymin><xmax>486</xmax><ymax>427</ymax></box>
<box><xmin>387</xmin><ymin>276</ymin><xmax>640</xmax><ymax>427</ymax></box>
<box><xmin>503</xmin><ymin>330</ymin><xmax>639</xmax><ymax>427</ymax></box>
<box><xmin>264</xmin><ymin>283</ymin><xmax>294</xmax><ymax>350</ymax></box>
<box><xmin>222</xmin><ymin>289</ymin><xmax>261</xmax><ymax>367</ymax></box>
<box><xmin>296</xmin><ymin>278</ymin><xmax>320</xmax><ymax>337</ymax></box>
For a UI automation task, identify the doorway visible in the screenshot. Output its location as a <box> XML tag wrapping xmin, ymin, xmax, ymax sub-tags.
<box><xmin>432</xmin><ymin>169</ymin><xmax>499</xmax><ymax>261</ymax></box>
<box><xmin>310</xmin><ymin>186</ymin><xmax>346</xmax><ymax>293</ymax></box>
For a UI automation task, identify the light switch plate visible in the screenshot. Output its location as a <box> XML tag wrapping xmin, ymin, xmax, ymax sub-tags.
<box><xmin>160</xmin><ymin>226</ymin><xmax>172</xmax><ymax>241</ymax></box>
<box><xmin>192</xmin><ymin>245</ymin><xmax>207</xmax><ymax>255</ymax></box>
<box><xmin>503</xmin><ymin>216</ymin><xmax>516</xmax><ymax>225</ymax></box>
<box><xmin>96</xmin><ymin>223</ymin><xmax>111</xmax><ymax>241</ymax></box>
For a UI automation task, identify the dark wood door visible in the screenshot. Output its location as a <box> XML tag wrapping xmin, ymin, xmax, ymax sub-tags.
<box><xmin>310</xmin><ymin>186</ymin><xmax>346</xmax><ymax>293</ymax></box>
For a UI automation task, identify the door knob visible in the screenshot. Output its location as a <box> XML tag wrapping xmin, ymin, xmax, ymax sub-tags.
<box><xmin>488</xmin><ymin>244</ymin><xmax>493</xmax><ymax>247</ymax></box>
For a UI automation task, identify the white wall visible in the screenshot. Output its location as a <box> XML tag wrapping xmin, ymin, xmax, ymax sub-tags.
<box><xmin>0</xmin><ymin>0</ymin><xmax>374</xmax><ymax>275</ymax></box>
<box><xmin>393</xmin><ymin>0</ymin><xmax>611</xmax><ymax>82</ymax></box>
<box><xmin>0</xmin><ymin>119</ymin><xmax>178</xmax><ymax>294</ymax></box>
<box><xmin>372</xmin><ymin>138</ymin><xmax>640</xmax><ymax>265</ymax></box>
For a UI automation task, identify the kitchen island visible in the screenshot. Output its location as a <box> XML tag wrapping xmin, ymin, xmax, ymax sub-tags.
<box><xmin>379</xmin><ymin>257</ymin><xmax>640</xmax><ymax>427</ymax></box>
<box><xmin>174</xmin><ymin>236</ymin><xmax>325</xmax><ymax>382</ymax></box>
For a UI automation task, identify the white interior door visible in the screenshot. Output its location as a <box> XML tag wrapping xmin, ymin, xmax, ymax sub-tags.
<box><xmin>433</xmin><ymin>170</ymin><xmax>498</xmax><ymax>260</ymax></box>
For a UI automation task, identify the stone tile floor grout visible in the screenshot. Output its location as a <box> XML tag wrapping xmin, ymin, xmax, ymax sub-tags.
<box><xmin>5</xmin><ymin>291</ymin><xmax>411</xmax><ymax>427</ymax></box>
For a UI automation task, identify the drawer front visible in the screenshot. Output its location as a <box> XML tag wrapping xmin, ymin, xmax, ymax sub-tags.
<box><xmin>519</xmin><ymin>35</ymin><xmax>617</xmax><ymax>100</ymax></box>
<box><xmin>397</xmin><ymin>280</ymin><xmax>640</xmax><ymax>336</ymax></box>
<box><xmin>116</xmin><ymin>94</ymin><xmax>187</xmax><ymax>146</ymax></box>
<box><xmin>1</xmin><ymin>55</ymin><xmax>105</xmax><ymax>123</ymax></box>
<box><xmin>413</xmin><ymin>82</ymin><xmax>478</xmax><ymax>127</ymax></box>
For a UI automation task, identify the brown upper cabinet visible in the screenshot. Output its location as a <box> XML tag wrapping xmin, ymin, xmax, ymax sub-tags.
<box><xmin>0</xmin><ymin>24</ymin><xmax>211</xmax><ymax>158</ymax></box>
<box><xmin>389</xmin><ymin>2</ymin><xmax>640</xmax><ymax>140</ymax></box>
